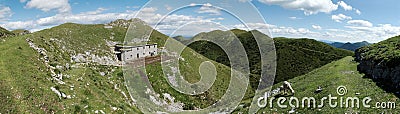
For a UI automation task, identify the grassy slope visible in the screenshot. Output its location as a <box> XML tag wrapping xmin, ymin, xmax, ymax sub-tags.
<box><xmin>0</xmin><ymin>23</ymin><xmax>142</xmax><ymax>113</ymax></box>
<box><xmin>0</xmin><ymin>20</ymin><xmax>237</xmax><ymax>113</ymax></box>
<box><xmin>144</xmin><ymin>27</ymin><xmax>251</xmax><ymax>110</ymax></box>
<box><xmin>145</xmin><ymin>49</ymin><xmax>234</xmax><ymax>110</ymax></box>
<box><xmin>0</xmin><ymin>37</ymin><xmax>59</xmax><ymax>113</ymax></box>
<box><xmin>257</xmin><ymin>56</ymin><xmax>399</xmax><ymax>113</ymax></box>
<box><xmin>274</xmin><ymin>37</ymin><xmax>354</xmax><ymax>83</ymax></box>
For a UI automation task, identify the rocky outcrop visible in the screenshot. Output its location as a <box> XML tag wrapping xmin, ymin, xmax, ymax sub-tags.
<box><xmin>106</xmin><ymin>18</ymin><xmax>147</xmax><ymax>28</ymax></box>
<box><xmin>0</xmin><ymin>26</ymin><xmax>15</xmax><ymax>38</ymax></box>
<box><xmin>355</xmin><ymin>48</ymin><xmax>400</xmax><ymax>89</ymax></box>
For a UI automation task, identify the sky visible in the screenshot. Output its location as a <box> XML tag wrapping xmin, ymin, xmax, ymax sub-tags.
<box><xmin>0</xmin><ymin>0</ymin><xmax>399</xmax><ymax>43</ymax></box>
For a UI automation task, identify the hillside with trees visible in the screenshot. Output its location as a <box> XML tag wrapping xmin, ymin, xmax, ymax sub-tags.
<box><xmin>187</xmin><ymin>31</ymin><xmax>354</xmax><ymax>86</ymax></box>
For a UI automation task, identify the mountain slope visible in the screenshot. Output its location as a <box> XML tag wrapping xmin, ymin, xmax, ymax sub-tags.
<box><xmin>274</xmin><ymin>38</ymin><xmax>354</xmax><ymax>82</ymax></box>
<box><xmin>187</xmin><ymin>31</ymin><xmax>353</xmax><ymax>85</ymax></box>
<box><xmin>255</xmin><ymin>56</ymin><xmax>399</xmax><ymax>113</ymax></box>
<box><xmin>0</xmin><ymin>19</ymin><xmax>241</xmax><ymax>113</ymax></box>
<box><xmin>0</xmin><ymin>21</ymin><xmax>143</xmax><ymax>113</ymax></box>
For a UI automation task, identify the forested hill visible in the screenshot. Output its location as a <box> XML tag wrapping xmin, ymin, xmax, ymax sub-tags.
<box><xmin>186</xmin><ymin>31</ymin><xmax>354</xmax><ymax>85</ymax></box>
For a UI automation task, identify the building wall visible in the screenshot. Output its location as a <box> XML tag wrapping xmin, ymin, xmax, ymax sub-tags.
<box><xmin>120</xmin><ymin>44</ymin><xmax>157</xmax><ymax>61</ymax></box>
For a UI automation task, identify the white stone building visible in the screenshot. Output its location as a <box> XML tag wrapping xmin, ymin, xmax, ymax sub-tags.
<box><xmin>115</xmin><ymin>44</ymin><xmax>157</xmax><ymax>61</ymax></box>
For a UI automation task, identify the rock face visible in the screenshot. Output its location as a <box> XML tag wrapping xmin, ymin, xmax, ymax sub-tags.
<box><xmin>355</xmin><ymin>37</ymin><xmax>400</xmax><ymax>89</ymax></box>
<box><xmin>355</xmin><ymin>53</ymin><xmax>400</xmax><ymax>89</ymax></box>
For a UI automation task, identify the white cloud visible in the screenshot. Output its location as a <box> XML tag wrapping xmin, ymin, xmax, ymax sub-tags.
<box><xmin>35</xmin><ymin>11</ymin><xmax>139</xmax><ymax>26</ymax></box>
<box><xmin>165</xmin><ymin>5</ymin><xmax>172</xmax><ymax>11</ymax></box>
<box><xmin>196</xmin><ymin>4</ymin><xmax>221</xmax><ymax>15</ymax></box>
<box><xmin>337</xmin><ymin>1</ymin><xmax>362</xmax><ymax>15</ymax></box>
<box><xmin>82</xmin><ymin>8</ymin><xmax>107</xmax><ymax>15</ymax></box>
<box><xmin>355</xmin><ymin>9</ymin><xmax>361</xmax><ymax>15</ymax></box>
<box><xmin>233</xmin><ymin>23</ymin><xmax>315</xmax><ymax>37</ymax></box>
<box><xmin>258</xmin><ymin>0</ymin><xmax>338</xmax><ymax>15</ymax></box>
<box><xmin>239</xmin><ymin>0</ymin><xmax>248</xmax><ymax>3</ymax></box>
<box><xmin>203</xmin><ymin>3</ymin><xmax>212</xmax><ymax>7</ymax></box>
<box><xmin>289</xmin><ymin>16</ymin><xmax>302</xmax><ymax>20</ymax></box>
<box><xmin>312</xmin><ymin>25</ymin><xmax>322</xmax><ymax>30</ymax></box>
<box><xmin>234</xmin><ymin>22</ymin><xmax>400</xmax><ymax>43</ymax></box>
<box><xmin>347</xmin><ymin>20</ymin><xmax>373</xmax><ymax>27</ymax></box>
<box><xmin>337</xmin><ymin>1</ymin><xmax>352</xmax><ymax>11</ymax></box>
<box><xmin>164</xmin><ymin>22</ymin><xmax>226</xmax><ymax>37</ymax></box>
<box><xmin>141</xmin><ymin>7</ymin><xmax>157</xmax><ymax>13</ymax></box>
<box><xmin>25</xmin><ymin>0</ymin><xmax>71</xmax><ymax>13</ymax></box>
<box><xmin>20</xmin><ymin>0</ymin><xmax>27</xmax><ymax>3</ymax></box>
<box><xmin>0</xmin><ymin>6</ymin><xmax>12</xmax><ymax>20</ymax></box>
<box><xmin>1</xmin><ymin>9</ymin><xmax>138</xmax><ymax>31</ymax></box>
<box><xmin>2</xmin><ymin>6</ymin><xmax>221</xmax><ymax>36</ymax></box>
<box><xmin>1</xmin><ymin>21</ymin><xmax>36</xmax><ymax>30</ymax></box>
<box><xmin>342</xmin><ymin>24</ymin><xmax>400</xmax><ymax>42</ymax></box>
<box><xmin>331</xmin><ymin>14</ymin><xmax>352</xmax><ymax>22</ymax></box>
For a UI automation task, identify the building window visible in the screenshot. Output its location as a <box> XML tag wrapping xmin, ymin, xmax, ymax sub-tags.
<box><xmin>137</xmin><ymin>54</ymin><xmax>139</xmax><ymax>58</ymax></box>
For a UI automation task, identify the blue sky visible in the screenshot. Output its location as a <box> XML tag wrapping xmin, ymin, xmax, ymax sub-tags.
<box><xmin>0</xmin><ymin>0</ymin><xmax>399</xmax><ymax>43</ymax></box>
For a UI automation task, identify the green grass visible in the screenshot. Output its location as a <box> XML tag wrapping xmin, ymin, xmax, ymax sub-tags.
<box><xmin>357</xmin><ymin>35</ymin><xmax>400</xmax><ymax>65</ymax></box>
<box><xmin>251</xmin><ymin>56</ymin><xmax>399</xmax><ymax>113</ymax></box>
<box><xmin>0</xmin><ymin>36</ymin><xmax>60</xmax><ymax>113</ymax></box>
<box><xmin>0</xmin><ymin>23</ymin><xmax>143</xmax><ymax>113</ymax></box>
<box><xmin>144</xmin><ymin>46</ymin><xmax>245</xmax><ymax>110</ymax></box>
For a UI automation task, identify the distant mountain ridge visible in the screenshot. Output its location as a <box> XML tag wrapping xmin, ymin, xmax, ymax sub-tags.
<box><xmin>325</xmin><ymin>41</ymin><xmax>370</xmax><ymax>51</ymax></box>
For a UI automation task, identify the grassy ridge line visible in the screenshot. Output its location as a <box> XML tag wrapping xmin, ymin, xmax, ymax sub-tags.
<box><xmin>255</xmin><ymin>56</ymin><xmax>399</xmax><ymax>113</ymax></box>
<box><xmin>357</xmin><ymin>35</ymin><xmax>400</xmax><ymax>63</ymax></box>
